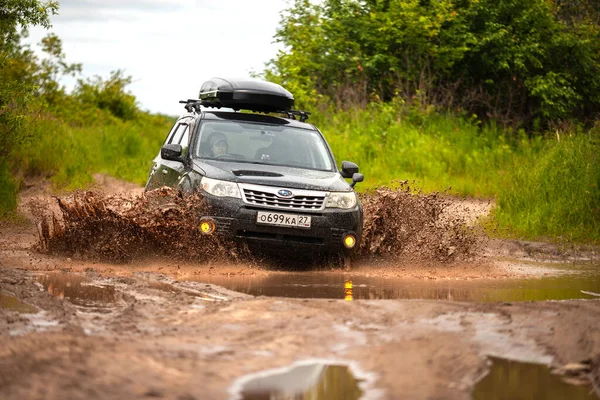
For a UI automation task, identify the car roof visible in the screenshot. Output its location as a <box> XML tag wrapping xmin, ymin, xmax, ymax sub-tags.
<box><xmin>197</xmin><ymin>110</ymin><xmax>317</xmax><ymax>130</ymax></box>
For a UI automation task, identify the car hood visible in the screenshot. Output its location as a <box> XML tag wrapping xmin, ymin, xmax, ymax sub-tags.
<box><xmin>192</xmin><ymin>160</ymin><xmax>351</xmax><ymax>191</ymax></box>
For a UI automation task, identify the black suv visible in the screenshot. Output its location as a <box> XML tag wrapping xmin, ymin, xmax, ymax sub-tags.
<box><xmin>145</xmin><ymin>78</ymin><xmax>364</xmax><ymax>255</ymax></box>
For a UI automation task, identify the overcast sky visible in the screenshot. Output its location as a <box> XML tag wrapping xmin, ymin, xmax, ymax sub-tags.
<box><xmin>26</xmin><ymin>0</ymin><xmax>290</xmax><ymax>116</ymax></box>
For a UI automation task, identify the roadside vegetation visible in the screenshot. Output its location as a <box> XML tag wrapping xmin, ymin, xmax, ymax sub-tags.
<box><xmin>0</xmin><ymin>1</ymin><xmax>171</xmax><ymax>216</ymax></box>
<box><xmin>1</xmin><ymin>0</ymin><xmax>599</xmax><ymax>242</ymax></box>
<box><xmin>265</xmin><ymin>0</ymin><xmax>600</xmax><ymax>242</ymax></box>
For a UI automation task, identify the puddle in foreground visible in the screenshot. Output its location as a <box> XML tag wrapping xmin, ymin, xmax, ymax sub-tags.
<box><xmin>234</xmin><ymin>363</ymin><xmax>361</xmax><ymax>400</ymax></box>
<box><xmin>187</xmin><ymin>267</ymin><xmax>600</xmax><ymax>302</ymax></box>
<box><xmin>0</xmin><ymin>292</ymin><xmax>38</xmax><ymax>313</ymax></box>
<box><xmin>37</xmin><ymin>273</ymin><xmax>117</xmax><ymax>307</ymax></box>
<box><xmin>473</xmin><ymin>357</ymin><xmax>598</xmax><ymax>399</ymax></box>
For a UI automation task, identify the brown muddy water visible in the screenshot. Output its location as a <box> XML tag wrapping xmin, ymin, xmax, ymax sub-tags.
<box><xmin>32</xmin><ymin>264</ymin><xmax>600</xmax><ymax>305</ymax></box>
<box><xmin>473</xmin><ymin>357</ymin><xmax>598</xmax><ymax>400</ymax></box>
<box><xmin>36</xmin><ymin>273</ymin><xmax>117</xmax><ymax>308</ymax></box>
<box><xmin>231</xmin><ymin>363</ymin><xmax>363</xmax><ymax>400</ymax></box>
<box><xmin>186</xmin><ymin>265</ymin><xmax>600</xmax><ymax>302</ymax></box>
<box><xmin>0</xmin><ymin>292</ymin><xmax>38</xmax><ymax>313</ymax></box>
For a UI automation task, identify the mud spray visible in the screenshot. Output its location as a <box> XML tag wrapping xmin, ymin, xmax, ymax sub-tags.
<box><xmin>30</xmin><ymin>185</ymin><xmax>482</xmax><ymax>266</ymax></box>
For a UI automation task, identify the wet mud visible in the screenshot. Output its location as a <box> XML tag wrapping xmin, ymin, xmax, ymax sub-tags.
<box><xmin>31</xmin><ymin>185</ymin><xmax>480</xmax><ymax>265</ymax></box>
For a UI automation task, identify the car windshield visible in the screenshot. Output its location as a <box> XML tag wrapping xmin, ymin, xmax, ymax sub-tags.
<box><xmin>194</xmin><ymin>120</ymin><xmax>334</xmax><ymax>171</ymax></box>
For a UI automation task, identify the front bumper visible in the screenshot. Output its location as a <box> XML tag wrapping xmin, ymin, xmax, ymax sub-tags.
<box><xmin>201</xmin><ymin>193</ymin><xmax>363</xmax><ymax>252</ymax></box>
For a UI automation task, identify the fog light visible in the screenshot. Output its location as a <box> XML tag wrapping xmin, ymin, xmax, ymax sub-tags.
<box><xmin>343</xmin><ymin>233</ymin><xmax>356</xmax><ymax>249</ymax></box>
<box><xmin>199</xmin><ymin>218</ymin><xmax>216</xmax><ymax>235</ymax></box>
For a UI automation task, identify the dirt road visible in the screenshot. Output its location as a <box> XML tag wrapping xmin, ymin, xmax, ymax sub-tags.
<box><xmin>1</xmin><ymin>179</ymin><xmax>599</xmax><ymax>399</ymax></box>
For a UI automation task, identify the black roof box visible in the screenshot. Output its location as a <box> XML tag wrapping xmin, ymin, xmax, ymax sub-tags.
<box><xmin>199</xmin><ymin>78</ymin><xmax>294</xmax><ymax>113</ymax></box>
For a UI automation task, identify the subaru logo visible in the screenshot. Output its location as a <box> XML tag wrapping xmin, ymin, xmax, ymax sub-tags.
<box><xmin>277</xmin><ymin>189</ymin><xmax>293</xmax><ymax>198</ymax></box>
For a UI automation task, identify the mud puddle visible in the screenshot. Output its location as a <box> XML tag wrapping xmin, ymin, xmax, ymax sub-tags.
<box><xmin>186</xmin><ymin>265</ymin><xmax>600</xmax><ymax>302</ymax></box>
<box><xmin>37</xmin><ymin>273</ymin><xmax>117</xmax><ymax>308</ymax></box>
<box><xmin>230</xmin><ymin>362</ymin><xmax>363</xmax><ymax>400</ymax></box>
<box><xmin>0</xmin><ymin>292</ymin><xmax>38</xmax><ymax>313</ymax></box>
<box><xmin>473</xmin><ymin>357</ymin><xmax>598</xmax><ymax>399</ymax></box>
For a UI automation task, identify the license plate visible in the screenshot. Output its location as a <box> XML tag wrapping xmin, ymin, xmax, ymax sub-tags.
<box><xmin>256</xmin><ymin>211</ymin><xmax>311</xmax><ymax>229</ymax></box>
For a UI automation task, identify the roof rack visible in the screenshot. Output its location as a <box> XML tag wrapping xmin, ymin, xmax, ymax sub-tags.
<box><xmin>179</xmin><ymin>99</ymin><xmax>202</xmax><ymax>113</ymax></box>
<box><xmin>285</xmin><ymin>109</ymin><xmax>311</xmax><ymax>122</ymax></box>
<box><xmin>179</xmin><ymin>99</ymin><xmax>311</xmax><ymax>122</ymax></box>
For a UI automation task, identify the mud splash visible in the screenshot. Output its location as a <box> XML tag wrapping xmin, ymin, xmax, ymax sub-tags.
<box><xmin>358</xmin><ymin>185</ymin><xmax>479</xmax><ymax>261</ymax></box>
<box><xmin>33</xmin><ymin>188</ymin><xmax>250</xmax><ymax>263</ymax></box>
<box><xmin>32</xmin><ymin>186</ymin><xmax>479</xmax><ymax>264</ymax></box>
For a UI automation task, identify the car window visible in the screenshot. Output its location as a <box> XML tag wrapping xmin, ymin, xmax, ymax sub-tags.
<box><xmin>179</xmin><ymin>127</ymin><xmax>190</xmax><ymax>155</ymax></box>
<box><xmin>163</xmin><ymin>121</ymin><xmax>179</xmax><ymax>145</ymax></box>
<box><xmin>169</xmin><ymin>123</ymin><xmax>188</xmax><ymax>145</ymax></box>
<box><xmin>194</xmin><ymin>121</ymin><xmax>334</xmax><ymax>171</ymax></box>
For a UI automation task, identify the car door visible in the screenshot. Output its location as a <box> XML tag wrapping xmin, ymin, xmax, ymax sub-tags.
<box><xmin>145</xmin><ymin>117</ymin><xmax>192</xmax><ymax>190</ymax></box>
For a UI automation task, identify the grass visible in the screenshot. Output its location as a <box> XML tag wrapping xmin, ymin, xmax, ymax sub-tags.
<box><xmin>494</xmin><ymin>133</ymin><xmax>600</xmax><ymax>242</ymax></box>
<box><xmin>315</xmin><ymin>104</ymin><xmax>543</xmax><ymax>198</ymax></box>
<box><xmin>13</xmin><ymin>115</ymin><xmax>173</xmax><ymax>190</ymax></box>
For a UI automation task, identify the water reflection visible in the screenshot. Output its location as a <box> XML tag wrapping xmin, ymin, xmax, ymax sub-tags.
<box><xmin>38</xmin><ymin>273</ymin><xmax>116</xmax><ymax>307</ymax></box>
<box><xmin>238</xmin><ymin>363</ymin><xmax>362</xmax><ymax>400</ymax></box>
<box><xmin>473</xmin><ymin>357</ymin><xmax>598</xmax><ymax>400</ymax></box>
<box><xmin>0</xmin><ymin>292</ymin><xmax>38</xmax><ymax>313</ymax></box>
<box><xmin>186</xmin><ymin>269</ymin><xmax>600</xmax><ymax>302</ymax></box>
<box><xmin>344</xmin><ymin>280</ymin><xmax>353</xmax><ymax>302</ymax></box>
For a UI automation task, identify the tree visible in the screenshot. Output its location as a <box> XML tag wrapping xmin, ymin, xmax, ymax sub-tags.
<box><xmin>0</xmin><ymin>0</ymin><xmax>59</xmax><ymax>157</ymax></box>
<box><xmin>0</xmin><ymin>0</ymin><xmax>58</xmax><ymax>215</ymax></box>
<box><xmin>268</xmin><ymin>0</ymin><xmax>600</xmax><ymax>128</ymax></box>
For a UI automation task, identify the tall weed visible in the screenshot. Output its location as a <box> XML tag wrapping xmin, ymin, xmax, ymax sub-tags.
<box><xmin>494</xmin><ymin>134</ymin><xmax>600</xmax><ymax>242</ymax></box>
<box><xmin>13</xmin><ymin>115</ymin><xmax>172</xmax><ymax>190</ymax></box>
<box><xmin>316</xmin><ymin>104</ymin><xmax>539</xmax><ymax>197</ymax></box>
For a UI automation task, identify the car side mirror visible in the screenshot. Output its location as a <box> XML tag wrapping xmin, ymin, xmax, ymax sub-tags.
<box><xmin>340</xmin><ymin>160</ymin><xmax>359</xmax><ymax>179</ymax></box>
<box><xmin>350</xmin><ymin>173</ymin><xmax>364</xmax><ymax>188</ymax></box>
<box><xmin>161</xmin><ymin>144</ymin><xmax>183</xmax><ymax>162</ymax></box>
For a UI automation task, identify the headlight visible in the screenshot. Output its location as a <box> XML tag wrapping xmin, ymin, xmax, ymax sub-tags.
<box><xmin>326</xmin><ymin>191</ymin><xmax>357</xmax><ymax>209</ymax></box>
<box><xmin>200</xmin><ymin>177</ymin><xmax>241</xmax><ymax>198</ymax></box>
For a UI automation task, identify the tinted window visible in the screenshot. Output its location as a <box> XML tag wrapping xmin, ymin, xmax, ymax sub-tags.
<box><xmin>194</xmin><ymin>121</ymin><xmax>333</xmax><ymax>171</ymax></box>
<box><xmin>169</xmin><ymin>123</ymin><xmax>188</xmax><ymax>145</ymax></box>
<box><xmin>163</xmin><ymin>121</ymin><xmax>179</xmax><ymax>145</ymax></box>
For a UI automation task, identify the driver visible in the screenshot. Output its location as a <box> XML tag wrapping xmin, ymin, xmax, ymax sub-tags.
<box><xmin>210</xmin><ymin>133</ymin><xmax>228</xmax><ymax>157</ymax></box>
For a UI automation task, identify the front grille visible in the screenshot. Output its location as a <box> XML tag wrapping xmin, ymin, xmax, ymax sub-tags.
<box><xmin>240</xmin><ymin>184</ymin><xmax>327</xmax><ymax>211</ymax></box>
